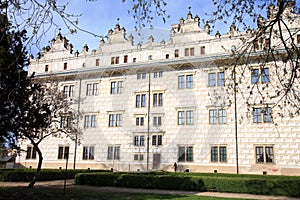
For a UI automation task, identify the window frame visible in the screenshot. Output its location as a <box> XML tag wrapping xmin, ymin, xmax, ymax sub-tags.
<box><xmin>211</xmin><ymin>145</ymin><xmax>227</xmax><ymax>163</ymax></box>
<box><xmin>178</xmin><ymin>146</ymin><xmax>193</xmax><ymax>162</ymax></box>
<box><xmin>255</xmin><ymin>146</ymin><xmax>274</xmax><ymax>163</ymax></box>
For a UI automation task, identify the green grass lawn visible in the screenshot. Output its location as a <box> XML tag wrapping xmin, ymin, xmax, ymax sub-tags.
<box><xmin>0</xmin><ymin>187</ymin><xmax>248</xmax><ymax>200</ymax></box>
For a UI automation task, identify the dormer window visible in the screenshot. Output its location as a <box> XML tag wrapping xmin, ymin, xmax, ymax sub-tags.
<box><xmin>124</xmin><ymin>55</ymin><xmax>128</xmax><ymax>63</ymax></box>
<box><xmin>174</xmin><ymin>49</ymin><xmax>179</xmax><ymax>58</ymax></box>
<box><xmin>111</xmin><ymin>56</ymin><xmax>120</xmax><ymax>65</ymax></box>
<box><xmin>200</xmin><ymin>46</ymin><xmax>205</xmax><ymax>54</ymax></box>
<box><xmin>63</xmin><ymin>63</ymin><xmax>67</xmax><ymax>70</ymax></box>
<box><xmin>184</xmin><ymin>47</ymin><xmax>194</xmax><ymax>56</ymax></box>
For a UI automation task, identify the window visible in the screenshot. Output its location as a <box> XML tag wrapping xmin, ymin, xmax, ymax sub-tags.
<box><xmin>134</xmin><ymin>135</ymin><xmax>145</xmax><ymax>146</ymax></box>
<box><xmin>109</xmin><ymin>114</ymin><xmax>122</xmax><ymax>127</ymax></box>
<box><xmin>153</xmin><ymin>116</ymin><xmax>162</xmax><ymax>126</ymax></box>
<box><xmin>45</xmin><ymin>65</ymin><xmax>49</xmax><ymax>72</ymax></box>
<box><xmin>107</xmin><ymin>146</ymin><xmax>120</xmax><ymax>160</ymax></box>
<box><xmin>84</xmin><ymin>115</ymin><xmax>96</xmax><ymax>128</ymax></box>
<box><xmin>154</xmin><ymin>71</ymin><xmax>163</xmax><ymax>78</ymax></box>
<box><xmin>253</xmin><ymin>107</ymin><xmax>272</xmax><ymax>123</ymax></box>
<box><xmin>251</xmin><ymin>69</ymin><xmax>259</xmax><ymax>84</ymax></box>
<box><xmin>63</xmin><ymin>62</ymin><xmax>67</xmax><ymax>70</ymax></box>
<box><xmin>60</xmin><ymin>116</ymin><xmax>73</xmax><ymax>128</ymax></box>
<box><xmin>63</xmin><ymin>85</ymin><xmax>75</xmax><ymax>97</ymax></box>
<box><xmin>136</xmin><ymin>117</ymin><xmax>144</xmax><ymax>126</ymax></box>
<box><xmin>178</xmin><ymin>74</ymin><xmax>193</xmax><ymax>89</ymax></box>
<box><xmin>255</xmin><ymin>146</ymin><xmax>274</xmax><ymax>163</ymax></box>
<box><xmin>211</xmin><ymin>146</ymin><xmax>227</xmax><ymax>162</ymax></box>
<box><xmin>261</xmin><ymin>68</ymin><xmax>270</xmax><ymax>83</ymax></box>
<box><xmin>137</xmin><ymin>73</ymin><xmax>147</xmax><ymax>80</ymax></box>
<box><xmin>111</xmin><ymin>56</ymin><xmax>120</xmax><ymax>64</ymax></box>
<box><xmin>209</xmin><ymin>109</ymin><xmax>226</xmax><ymax>124</ymax></box>
<box><xmin>152</xmin><ymin>134</ymin><xmax>162</xmax><ymax>146</ymax></box>
<box><xmin>148</xmin><ymin>55</ymin><xmax>152</xmax><ymax>60</ymax></box>
<box><xmin>166</xmin><ymin>54</ymin><xmax>169</xmax><ymax>59</ymax></box>
<box><xmin>297</xmin><ymin>34</ymin><xmax>300</xmax><ymax>44</ymax></box>
<box><xmin>134</xmin><ymin>154</ymin><xmax>144</xmax><ymax>161</ymax></box>
<box><xmin>110</xmin><ymin>81</ymin><xmax>123</xmax><ymax>94</ymax></box>
<box><xmin>26</xmin><ymin>146</ymin><xmax>36</xmax><ymax>159</ymax></box>
<box><xmin>200</xmin><ymin>46</ymin><xmax>206</xmax><ymax>54</ymax></box>
<box><xmin>178</xmin><ymin>110</ymin><xmax>194</xmax><ymax>125</ymax></box>
<box><xmin>96</xmin><ymin>59</ymin><xmax>100</xmax><ymax>66</ymax></box>
<box><xmin>174</xmin><ymin>49</ymin><xmax>179</xmax><ymax>57</ymax></box>
<box><xmin>133</xmin><ymin>58</ymin><xmax>136</xmax><ymax>62</ymax></box>
<box><xmin>218</xmin><ymin>72</ymin><xmax>225</xmax><ymax>86</ymax></box>
<box><xmin>251</xmin><ymin>68</ymin><xmax>269</xmax><ymax>84</ymax></box>
<box><xmin>124</xmin><ymin>55</ymin><xmax>128</xmax><ymax>63</ymax></box>
<box><xmin>264</xmin><ymin>38</ymin><xmax>270</xmax><ymax>49</ymax></box>
<box><xmin>208</xmin><ymin>73</ymin><xmax>216</xmax><ymax>87</ymax></box>
<box><xmin>83</xmin><ymin>146</ymin><xmax>94</xmax><ymax>160</ymax></box>
<box><xmin>58</xmin><ymin>146</ymin><xmax>69</xmax><ymax>159</ymax></box>
<box><xmin>136</xmin><ymin>94</ymin><xmax>146</xmax><ymax>108</ymax></box>
<box><xmin>253</xmin><ymin>39</ymin><xmax>259</xmax><ymax>49</ymax></box>
<box><xmin>153</xmin><ymin>93</ymin><xmax>163</xmax><ymax>107</ymax></box>
<box><xmin>218</xmin><ymin>109</ymin><xmax>227</xmax><ymax>124</ymax></box>
<box><xmin>178</xmin><ymin>146</ymin><xmax>193</xmax><ymax>162</ymax></box>
<box><xmin>86</xmin><ymin>84</ymin><xmax>92</xmax><ymax>96</ymax></box>
<box><xmin>184</xmin><ymin>47</ymin><xmax>194</xmax><ymax>56</ymax></box>
<box><xmin>87</xmin><ymin>83</ymin><xmax>98</xmax><ymax>96</ymax></box>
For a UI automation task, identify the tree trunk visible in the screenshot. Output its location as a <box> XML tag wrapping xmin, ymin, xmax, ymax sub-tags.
<box><xmin>28</xmin><ymin>144</ymin><xmax>43</xmax><ymax>188</ymax></box>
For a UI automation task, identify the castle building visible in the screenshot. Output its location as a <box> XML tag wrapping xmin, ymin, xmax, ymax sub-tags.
<box><xmin>21</xmin><ymin>4</ymin><xmax>300</xmax><ymax>175</ymax></box>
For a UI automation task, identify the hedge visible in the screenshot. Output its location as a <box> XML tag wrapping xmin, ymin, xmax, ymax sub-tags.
<box><xmin>0</xmin><ymin>169</ymin><xmax>110</xmax><ymax>182</ymax></box>
<box><xmin>75</xmin><ymin>172</ymin><xmax>300</xmax><ymax>197</ymax></box>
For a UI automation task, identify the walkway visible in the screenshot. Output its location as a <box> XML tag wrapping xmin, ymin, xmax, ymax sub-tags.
<box><xmin>0</xmin><ymin>179</ymin><xmax>298</xmax><ymax>200</ymax></box>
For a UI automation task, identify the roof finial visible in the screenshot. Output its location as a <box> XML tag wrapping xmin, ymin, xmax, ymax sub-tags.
<box><xmin>117</xmin><ymin>18</ymin><xmax>120</xmax><ymax>25</ymax></box>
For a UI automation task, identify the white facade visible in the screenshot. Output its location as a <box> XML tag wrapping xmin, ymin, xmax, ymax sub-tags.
<box><xmin>21</xmin><ymin>6</ymin><xmax>300</xmax><ymax>175</ymax></box>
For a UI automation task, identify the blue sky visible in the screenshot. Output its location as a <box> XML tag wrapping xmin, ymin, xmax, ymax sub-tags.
<box><xmin>31</xmin><ymin>0</ymin><xmax>257</xmax><ymax>55</ymax></box>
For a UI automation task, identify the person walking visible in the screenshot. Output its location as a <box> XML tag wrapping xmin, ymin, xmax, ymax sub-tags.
<box><xmin>173</xmin><ymin>162</ymin><xmax>177</xmax><ymax>172</ymax></box>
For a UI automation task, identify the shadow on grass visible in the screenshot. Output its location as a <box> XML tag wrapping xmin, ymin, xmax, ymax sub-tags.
<box><xmin>0</xmin><ymin>187</ymin><xmax>244</xmax><ymax>200</ymax></box>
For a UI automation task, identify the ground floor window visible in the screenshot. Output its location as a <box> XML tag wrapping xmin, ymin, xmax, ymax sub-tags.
<box><xmin>83</xmin><ymin>146</ymin><xmax>95</xmax><ymax>160</ymax></box>
<box><xmin>107</xmin><ymin>146</ymin><xmax>120</xmax><ymax>160</ymax></box>
<box><xmin>133</xmin><ymin>154</ymin><xmax>144</xmax><ymax>161</ymax></box>
<box><xmin>26</xmin><ymin>146</ymin><xmax>36</xmax><ymax>159</ymax></box>
<box><xmin>211</xmin><ymin>145</ymin><xmax>227</xmax><ymax>162</ymax></box>
<box><xmin>255</xmin><ymin>146</ymin><xmax>274</xmax><ymax>163</ymax></box>
<box><xmin>58</xmin><ymin>146</ymin><xmax>69</xmax><ymax>159</ymax></box>
<box><xmin>178</xmin><ymin>146</ymin><xmax>193</xmax><ymax>162</ymax></box>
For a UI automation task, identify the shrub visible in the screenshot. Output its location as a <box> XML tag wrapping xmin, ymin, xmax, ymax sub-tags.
<box><xmin>0</xmin><ymin>169</ymin><xmax>109</xmax><ymax>182</ymax></box>
<box><xmin>74</xmin><ymin>172</ymin><xmax>300</xmax><ymax>197</ymax></box>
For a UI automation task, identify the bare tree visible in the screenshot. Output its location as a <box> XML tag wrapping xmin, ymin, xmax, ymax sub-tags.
<box><xmin>17</xmin><ymin>75</ymin><xmax>81</xmax><ymax>188</ymax></box>
<box><xmin>208</xmin><ymin>1</ymin><xmax>300</xmax><ymax>122</ymax></box>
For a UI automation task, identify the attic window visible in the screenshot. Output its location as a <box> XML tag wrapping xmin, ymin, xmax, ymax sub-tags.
<box><xmin>297</xmin><ymin>34</ymin><xmax>300</xmax><ymax>44</ymax></box>
<box><xmin>200</xmin><ymin>46</ymin><xmax>205</xmax><ymax>54</ymax></box>
<box><xmin>264</xmin><ymin>38</ymin><xmax>270</xmax><ymax>49</ymax></box>
<box><xmin>174</xmin><ymin>49</ymin><xmax>179</xmax><ymax>58</ymax></box>
<box><xmin>63</xmin><ymin>63</ymin><xmax>67</xmax><ymax>70</ymax></box>
<box><xmin>45</xmin><ymin>65</ymin><xmax>49</xmax><ymax>72</ymax></box>
<box><xmin>124</xmin><ymin>55</ymin><xmax>128</xmax><ymax>63</ymax></box>
<box><xmin>115</xmin><ymin>56</ymin><xmax>119</xmax><ymax>64</ymax></box>
<box><xmin>185</xmin><ymin>48</ymin><xmax>194</xmax><ymax>56</ymax></box>
<box><xmin>96</xmin><ymin>59</ymin><xmax>100</xmax><ymax>66</ymax></box>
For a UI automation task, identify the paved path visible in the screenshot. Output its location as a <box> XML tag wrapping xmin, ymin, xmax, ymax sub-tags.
<box><xmin>0</xmin><ymin>179</ymin><xmax>299</xmax><ymax>200</ymax></box>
